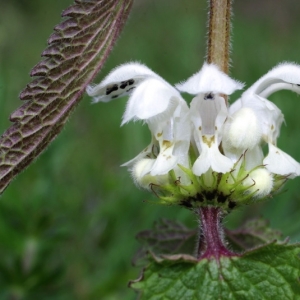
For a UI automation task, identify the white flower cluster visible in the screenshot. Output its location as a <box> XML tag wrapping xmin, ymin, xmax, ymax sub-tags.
<box><xmin>87</xmin><ymin>62</ymin><xmax>300</xmax><ymax>208</ymax></box>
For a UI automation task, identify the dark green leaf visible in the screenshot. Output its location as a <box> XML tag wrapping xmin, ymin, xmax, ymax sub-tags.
<box><xmin>130</xmin><ymin>242</ymin><xmax>300</xmax><ymax>300</ymax></box>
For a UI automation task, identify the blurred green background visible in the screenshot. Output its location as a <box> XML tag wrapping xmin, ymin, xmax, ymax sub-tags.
<box><xmin>0</xmin><ymin>0</ymin><xmax>300</xmax><ymax>299</ymax></box>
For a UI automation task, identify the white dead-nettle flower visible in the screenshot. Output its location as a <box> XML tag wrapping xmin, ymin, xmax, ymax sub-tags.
<box><xmin>175</xmin><ymin>63</ymin><xmax>243</xmax><ymax>175</ymax></box>
<box><xmin>226</xmin><ymin>63</ymin><xmax>300</xmax><ymax>178</ymax></box>
<box><xmin>87</xmin><ymin>62</ymin><xmax>300</xmax><ymax>209</ymax></box>
<box><xmin>87</xmin><ymin>62</ymin><xmax>191</xmax><ymax>177</ymax></box>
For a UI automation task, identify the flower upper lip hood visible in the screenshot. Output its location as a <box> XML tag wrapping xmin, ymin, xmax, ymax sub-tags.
<box><xmin>87</xmin><ymin>62</ymin><xmax>191</xmax><ymax>176</ymax></box>
<box><xmin>86</xmin><ymin>62</ymin><xmax>164</xmax><ymax>103</ymax></box>
<box><xmin>86</xmin><ymin>61</ymin><xmax>300</xmax><ymax>182</ymax></box>
<box><xmin>243</xmin><ymin>62</ymin><xmax>300</xmax><ymax>98</ymax></box>
<box><xmin>228</xmin><ymin>62</ymin><xmax>300</xmax><ymax>178</ymax></box>
<box><xmin>175</xmin><ymin>63</ymin><xmax>244</xmax><ymax>95</ymax></box>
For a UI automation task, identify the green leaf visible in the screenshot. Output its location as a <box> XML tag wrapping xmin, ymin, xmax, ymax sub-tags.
<box><xmin>133</xmin><ymin>219</ymin><xmax>197</xmax><ymax>266</ymax></box>
<box><xmin>134</xmin><ymin>218</ymin><xmax>284</xmax><ymax>265</ymax></box>
<box><xmin>130</xmin><ymin>242</ymin><xmax>300</xmax><ymax>300</ymax></box>
<box><xmin>225</xmin><ymin>218</ymin><xmax>284</xmax><ymax>251</ymax></box>
<box><xmin>0</xmin><ymin>0</ymin><xmax>133</xmax><ymax>194</ymax></box>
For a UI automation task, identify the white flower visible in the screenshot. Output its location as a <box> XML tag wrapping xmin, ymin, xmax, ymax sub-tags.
<box><xmin>226</xmin><ymin>63</ymin><xmax>300</xmax><ymax>177</ymax></box>
<box><xmin>87</xmin><ymin>62</ymin><xmax>191</xmax><ymax>178</ymax></box>
<box><xmin>176</xmin><ymin>63</ymin><xmax>244</xmax><ymax>175</ymax></box>
<box><xmin>87</xmin><ymin>61</ymin><xmax>300</xmax><ymax>207</ymax></box>
<box><xmin>132</xmin><ymin>158</ymin><xmax>169</xmax><ymax>189</ymax></box>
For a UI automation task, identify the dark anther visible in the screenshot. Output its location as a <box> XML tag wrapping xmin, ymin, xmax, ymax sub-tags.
<box><xmin>175</xmin><ymin>177</ymin><xmax>181</xmax><ymax>185</ymax></box>
<box><xmin>217</xmin><ymin>193</ymin><xmax>227</xmax><ymax>203</ymax></box>
<box><xmin>128</xmin><ymin>79</ymin><xmax>134</xmax><ymax>85</ymax></box>
<box><xmin>126</xmin><ymin>87</ymin><xmax>135</xmax><ymax>93</ymax></box>
<box><xmin>180</xmin><ymin>199</ymin><xmax>193</xmax><ymax>208</ymax></box>
<box><xmin>203</xmin><ymin>191</ymin><xmax>215</xmax><ymax>201</ymax></box>
<box><xmin>195</xmin><ymin>193</ymin><xmax>204</xmax><ymax>202</ymax></box>
<box><xmin>120</xmin><ymin>81</ymin><xmax>128</xmax><ymax>89</ymax></box>
<box><xmin>228</xmin><ymin>201</ymin><xmax>236</xmax><ymax>209</ymax></box>
<box><xmin>106</xmin><ymin>84</ymin><xmax>118</xmax><ymax>95</ymax></box>
<box><xmin>204</xmin><ymin>92</ymin><xmax>214</xmax><ymax>100</ymax></box>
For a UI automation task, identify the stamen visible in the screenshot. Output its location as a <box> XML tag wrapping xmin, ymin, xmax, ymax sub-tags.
<box><xmin>204</xmin><ymin>92</ymin><xmax>215</xmax><ymax>100</ymax></box>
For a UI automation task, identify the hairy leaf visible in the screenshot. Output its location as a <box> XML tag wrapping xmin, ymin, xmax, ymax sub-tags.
<box><xmin>134</xmin><ymin>218</ymin><xmax>283</xmax><ymax>266</ymax></box>
<box><xmin>133</xmin><ymin>219</ymin><xmax>197</xmax><ymax>266</ymax></box>
<box><xmin>225</xmin><ymin>218</ymin><xmax>284</xmax><ymax>251</ymax></box>
<box><xmin>130</xmin><ymin>242</ymin><xmax>300</xmax><ymax>300</ymax></box>
<box><xmin>0</xmin><ymin>0</ymin><xmax>133</xmax><ymax>193</ymax></box>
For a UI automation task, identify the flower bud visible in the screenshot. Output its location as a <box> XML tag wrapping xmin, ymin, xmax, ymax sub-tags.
<box><xmin>243</xmin><ymin>168</ymin><xmax>273</xmax><ymax>198</ymax></box>
<box><xmin>132</xmin><ymin>159</ymin><xmax>169</xmax><ymax>189</ymax></box>
<box><xmin>224</xmin><ymin>107</ymin><xmax>262</xmax><ymax>151</ymax></box>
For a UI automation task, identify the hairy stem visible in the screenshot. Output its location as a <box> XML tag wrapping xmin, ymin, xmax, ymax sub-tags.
<box><xmin>197</xmin><ymin>1</ymin><xmax>235</xmax><ymax>261</ymax></box>
<box><xmin>206</xmin><ymin>0</ymin><xmax>232</xmax><ymax>74</ymax></box>
<box><xmin>196</xmin><ymin>206</ymin><xmax>236</xmax><ymax>260</ymax></box>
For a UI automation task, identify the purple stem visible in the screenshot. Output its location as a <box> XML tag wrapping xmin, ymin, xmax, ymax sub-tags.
<box><xmin>197</xmin><ymin>206</ymin><xmax>236</xmax><ymax>260</ymax></box>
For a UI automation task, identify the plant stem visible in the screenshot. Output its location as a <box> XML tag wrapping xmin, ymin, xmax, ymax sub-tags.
<box><xmin>206</xmin><ymin>0</ymin><xmax>232</xmax><ymax>74</ymax></box>
<box><xmin>195</xmin><ymin>1</ymin><xmax>235</xmax><ymax>261</ymax></box>
<box><xmin>196</xmin><ymin>206</ymin><xmax>236</xmax><ymax>260</ymax></box>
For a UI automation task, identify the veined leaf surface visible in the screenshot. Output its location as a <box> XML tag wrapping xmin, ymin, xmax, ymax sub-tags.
<box><xmin>0</xmin><ymin>0</ymin><xmax>133</xmax><ymax>193</ymax></box>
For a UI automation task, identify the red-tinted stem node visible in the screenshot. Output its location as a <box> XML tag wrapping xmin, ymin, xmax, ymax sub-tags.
<box><xmin>197</xmin><ymin>206</ymin><xmax>236</xmax><ymax>260</ymax></box>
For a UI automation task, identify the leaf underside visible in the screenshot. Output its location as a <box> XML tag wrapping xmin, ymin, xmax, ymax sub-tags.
<box><xmin>0</xmin><ymin>0</ymin><xmax>133</xmax><ymax>194</ymax></box>
<box><xmin>133</xmin><ymin>219</ymin><xmax>197</xmax><ymax>266</ymax></box>
<box><xmin>130</xmin><ymin>242</ymin><xmax>300</xmax><ymax>300</ymax></box>
<box><xmin>133</xmin><ymin>218</ymin><xmax>283</xmax><ymax>265</ymax></box>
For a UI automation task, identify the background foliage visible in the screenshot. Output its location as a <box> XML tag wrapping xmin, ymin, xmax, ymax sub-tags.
<box><xmin>0</xmin><ymin>0</ymin><xmax>300</xmax><ymax>299</ymax></box>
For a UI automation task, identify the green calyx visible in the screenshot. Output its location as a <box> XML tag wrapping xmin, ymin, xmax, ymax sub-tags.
<box><xmin>147</xmin><ymin>155</ymin><xmax>288</xmax><ymax>213</ymax></box>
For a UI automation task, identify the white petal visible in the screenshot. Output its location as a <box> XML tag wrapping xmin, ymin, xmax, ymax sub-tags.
<box><xmin>131</xmin><ymin>100</ymin><xmax>191</xmax><ymax>176</ymax></box>
<box><xmin>223</xmin><ymin>107</ymin><xmax>262</xmax><ymax>151</ymax></box>
<box><xmin>172</xmin><ymin>104</ymin><xmax>191</xmax><ymax>142</ymax></box>
<box><xmin>228</xmin><ymin>98</ymin><xmax>242</xmax><ymax>115</ymax></box>
<box><xmin>244</xmin><ymin>146</ymin><xmax>264</xmax><ymax>170</ymax></box>
<box><xmin>150</xmin><ymin>142</ymin><xmax>178</xmax><ymax>175</ymax></box>
<box><xmin>133</xmin><ymin>158</ymin><xmax>155</xmax><ymax>178</ymax></box>
<box><xmin>132</xmin><ymin>158</ymin><xmax>169</xmax><ymax>189</ymax></box>
<box><xmin>263</xmin><ymin>143</ymin><xmax>300</xmax><ymax>178</ymax></box>
<box><xmin>122</xmin><ymin>78</ymin><xmax>181</xmax><ymax>124</ymax></box>
<box><xmin>173</xmin><ymin>141</ymin><xmax>190</xmax><ymax>167</ymax></box>
<box><xmin>175</xmin><ymin>63</ymin><xmax>244</xmax><ymax>95</ymax></box>
<box><xmin>86</xmin><ymin>62</ymin><xmax>163</xmax><ymax>102</ymax></box>
<box><xmin>190</xmin><ymin>94</ymin><xmax>227</xmax><ymax>136</ymax></box>
<box><xmin>121</xmin><ymin>140</ymin><xmax>156</xmax><ymax>168</ymax></box>
<box><xmin>244</xmin><ymin>62</ymin><xmax>300</xmax><ymax>98</ymax></box>
<box><xmin>192</xmin><ymin>136</ymin><xmax>233</xmax><ymax>175</ymax></box>
<box><xmin>235</xmin><ymin>94</ymin><xmax>284</xmax><ymax>144</ymax></box>
<box><xmin>214</xmin><ymin>95</ymin><xmax>228</xmax><ymax>133</ymax></box>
